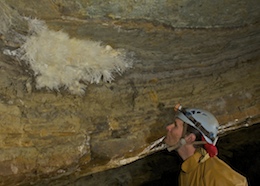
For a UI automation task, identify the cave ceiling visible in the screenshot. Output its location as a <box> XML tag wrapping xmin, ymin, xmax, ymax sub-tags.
<box><xmin>0</xmin><ymin>0</ymin><xmax>259</xmax><ymax>185</ymax></box>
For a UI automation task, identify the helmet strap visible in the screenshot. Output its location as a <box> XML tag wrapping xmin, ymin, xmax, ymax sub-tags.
<box><xmin>167</xmin><ymin>138</ymin><xmax>186</xmax><ymax>152</ymax></box>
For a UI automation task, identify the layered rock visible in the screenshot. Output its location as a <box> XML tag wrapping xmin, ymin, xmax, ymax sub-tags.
<box><xmin>0</xmin><ymin>0</ymin><xmax>259</xmax><ymax>185</ymax></box>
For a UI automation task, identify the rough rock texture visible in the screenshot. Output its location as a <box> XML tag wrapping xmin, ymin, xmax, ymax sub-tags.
<box><xmin>0</xmin><ymin>0</ymin><xmax>259</xmax><ymax>185</ymax></box>
<box><xmin>4</xmin><ymin>0</ymin><xmax>259</xmax><ymax>28</ymax></box>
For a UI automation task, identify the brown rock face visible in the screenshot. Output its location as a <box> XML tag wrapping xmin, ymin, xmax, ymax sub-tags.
<box><xmin>0</xmin><ymin>1</ymin><xmax>259</xmax><ymax>185</ymax></box>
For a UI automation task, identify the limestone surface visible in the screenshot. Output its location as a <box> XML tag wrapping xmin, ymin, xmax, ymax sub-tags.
<box><xmin>0</xmin><ymin>0</ymin><xmax>259</xmax><ymax>185</ymax></box>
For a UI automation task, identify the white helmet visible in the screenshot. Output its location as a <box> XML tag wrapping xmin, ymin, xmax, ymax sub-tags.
<box><xmin>176</xmin><ymin>106</ymin><xmax>219</xmax><ymax>145</ymax></box>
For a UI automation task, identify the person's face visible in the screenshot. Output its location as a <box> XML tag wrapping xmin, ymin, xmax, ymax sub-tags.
<box><xmin>164</xmin><ymin>118</ymin><xmax>184</xmax><ymax>146</ymax></box>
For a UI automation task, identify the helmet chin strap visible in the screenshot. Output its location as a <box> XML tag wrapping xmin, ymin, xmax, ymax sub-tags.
<box><xmin>167</xmin><ymin>138</ymin><xmax>186</xmax><ymax>152</ymax></box>
<box><xmin>166</xmin><ymin>122</ymin><xmax>207</xmax><ymax>152</ymax></box>
<box><xmin>167</xmin><ymin>138</ymin><xmax>207</xmax><ymax>152</ymax></box>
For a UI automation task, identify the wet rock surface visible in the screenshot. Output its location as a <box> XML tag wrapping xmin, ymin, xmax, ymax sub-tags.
<box><xmin>0</xmin><ymin>1</ymin><xmax>259</xmax><ymax>185</ymax></box>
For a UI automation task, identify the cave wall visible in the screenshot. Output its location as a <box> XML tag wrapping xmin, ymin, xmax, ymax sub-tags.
<box><xmin>0</xmin><ymin>0</ymin><xmax>259</xmax><ymax>185</ymax></box>
<box><xmin>3</xmin><ymin>0</ymin><xmax>259</xmax><ymax>27</ymax></box>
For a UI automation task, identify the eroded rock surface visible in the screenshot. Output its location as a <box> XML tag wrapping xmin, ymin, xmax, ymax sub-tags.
<box><xmin>0</xmin><ymin>0</ymin><xmax>259</xmax><ymax>185</ymax></box>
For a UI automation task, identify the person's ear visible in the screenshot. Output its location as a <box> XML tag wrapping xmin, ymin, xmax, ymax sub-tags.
<box><xmin>185</xmin><ymin>133</ymin><xmax>196</xmax><ymax>144</ymax></box>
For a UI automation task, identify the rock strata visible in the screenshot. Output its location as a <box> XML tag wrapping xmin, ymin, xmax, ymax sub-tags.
<box><xmin>0</xmin><ymin>0</ymin><xmax>259</xmax><ymax>185</ymax></box>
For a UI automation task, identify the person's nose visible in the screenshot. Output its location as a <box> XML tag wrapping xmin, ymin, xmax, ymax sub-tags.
<box><xmin>166</xmin><ymin>124</ymin><xmax>174</xmax><ymax>131</ymax></box>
